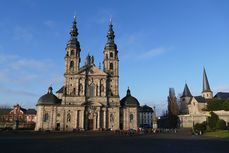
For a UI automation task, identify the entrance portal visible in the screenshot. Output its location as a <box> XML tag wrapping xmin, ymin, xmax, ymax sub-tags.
<box><xmin>56</xmin><ymin>123</ymin><xmax>60</xmax><ymax>131</ymax></box>
<box><xmin>87</xmin><ymin>119</ymin><xmax>93</xmax><ymax>130</ymax></box>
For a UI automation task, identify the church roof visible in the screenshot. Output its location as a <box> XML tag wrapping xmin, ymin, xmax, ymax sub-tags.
<box><xmin>37</xmin><ymin>86</ymin><xmax>61</xmax><ymax>105</ymax></box>
<box><xmin>180</xmin><ymin>83</ymin><xmax>192</xmax><ymax>98</ymax></box>
<box><xmin>56</xmin><ymin>86</ymin><xmax>64</xmax><ymax>93</ymax></box>
<box><xmin>193</xmin><ymin>96</ymin><xmax>211</xmax><ymax>103</ymax></box>
<box><xmin>139</xmin><ymin>105</ymin><xmax>153</xmax><ymax>112</ymax></box>
<box><xmin>203</xmin><ymin>68</ymin><xmax>211</xmax><ymax>92</ymax></box>
<box><xmin>78</xmin><ymin>64</ymin><xmax>93</xmax><ymax>74</ymax></box>
<box><xmin>120</xmin><ymin>88</ymin><xmax>140</xmax><ymax>107</ymax></box>
<box><xmin>214</xmin><ymin>92</ymin><xmax>229</xmax><ymax>101</ymax></box>
<box><xmin>25</xmin><ymin>109</ymin><xmax>37</xmax><ymax>115</ymax></box>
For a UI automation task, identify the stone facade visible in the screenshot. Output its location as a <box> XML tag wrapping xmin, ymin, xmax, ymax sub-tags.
<box><xmin>35</xmin><ymin>16</ymin><xmax>139</xmax><ymax>131</ymax></box>
<box><xmin>138</xmin><ymin>105</ymin><xmax>154</xmax><ymax>128</ymax></box>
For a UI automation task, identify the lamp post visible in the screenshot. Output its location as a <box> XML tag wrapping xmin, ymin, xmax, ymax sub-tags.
<box><xmin>206</xmin><ymin>112</ymin><xmax>211</xmax><ymax>130</ymax></box>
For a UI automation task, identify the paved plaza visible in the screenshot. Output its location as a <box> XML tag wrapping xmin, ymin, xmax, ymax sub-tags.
<box><xmin>0</xmin><ymin>130</ymin><xmax>228</xmax><ymax>153</ymax></box>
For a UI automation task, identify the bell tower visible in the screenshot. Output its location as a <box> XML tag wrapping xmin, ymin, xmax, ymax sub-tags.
<box><xmin>201</xmin><ymin>67</ymin><xmax>213</xmax><ymax>99</ymax></box>
<box><xmin>65</xmin><ymin>16</ymin><xmax>81</xmax><ymax>74</ymax></box>
<box><xmin>64</xmin><ymin>16</ymin><xmax>81</xmax><ymax>97</ymax></box>
<box><xmin>103</xmin><ymin>18</ymin><xmax>119</xmax><ymax>97</ymax></box>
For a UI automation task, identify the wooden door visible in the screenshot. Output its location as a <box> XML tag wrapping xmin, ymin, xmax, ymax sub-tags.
<box><xmin>88</xmin><ymin>119</ymin><xmax>93</xmax><ymax>130</ymax></box>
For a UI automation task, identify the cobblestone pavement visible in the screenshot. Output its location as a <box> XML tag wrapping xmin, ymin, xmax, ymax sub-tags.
<box><xmin>0</xmin><ymin>130</ymin><xmax>228</xmax><ymax>153</ymax></box>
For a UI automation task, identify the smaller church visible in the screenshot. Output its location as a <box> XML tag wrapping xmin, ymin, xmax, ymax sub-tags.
<box><xmin>35</xmin><ymin>16</ymin><xmax>140</xmax><ymax>131</ymax></box>
<box><xmin>179</xmin><ymin>68</ymin><xmax>229</xmax><ymax>127</ymax></box>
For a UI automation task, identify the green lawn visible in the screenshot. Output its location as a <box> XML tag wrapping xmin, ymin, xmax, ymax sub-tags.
<box><xmin>204</xmin><ymin>130</ymin><xmax>229</xmax><ymax>138</ymax></box>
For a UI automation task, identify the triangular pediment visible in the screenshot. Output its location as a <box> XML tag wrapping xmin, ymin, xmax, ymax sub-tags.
<box><xmin>88</xmin><ymin>65</ymin><xmax>107</xmax><ymax>76</ymax></box>
<box><xmin>78</xmin><ymin>65</ymin><xmax>107</xmax><ymax>76</ymax></box>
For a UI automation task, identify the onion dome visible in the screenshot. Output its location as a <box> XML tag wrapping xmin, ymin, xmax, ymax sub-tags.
<box><xmin>104</xmin><ymin>17</ymin><xmax>117</xmax><ymax>51</ymax></box>
<box><xmin>120</xmin><ymin>88</ymin><xmax>140</xmax><ymax>107</ymax></box>
<box><xmin>37</xmin><ymin>86</ymin><xmax>61</xmax><ymax>105</ymax></box>
<box><xmin>66</xmin><ymin>16</ymin><xmax>81</xmax><ymax>51</ymax></box>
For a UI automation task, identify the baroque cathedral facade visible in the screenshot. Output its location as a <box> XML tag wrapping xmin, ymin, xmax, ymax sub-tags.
<box><xmin>35</xmin><ymin>16</ymin><xmax>140</xmax><ymax>131</ymax></box>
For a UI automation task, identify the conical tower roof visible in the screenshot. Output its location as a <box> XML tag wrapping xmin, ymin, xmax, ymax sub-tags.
<box><xmin>203</xmin><ymin>68</ymin><xmax>211</xmax><ymax>92</ymax></box>
<box><xmin>181</xmin><ymin>83</ymin><xmax>192</xmax><ymax>98</ymax></box>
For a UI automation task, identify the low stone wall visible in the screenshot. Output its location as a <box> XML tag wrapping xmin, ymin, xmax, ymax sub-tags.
<box><xmin>179</xmin><ymin>115</ymin><xmax>206</xmax><ymax>128</ymax></box>
<box><xmin>179</xmin><ymin>110</ymin><xmax>229</xmax><ymax>128</ymax></box>
<box><xmin>0</xmin><ymin>122</ymin><xmax>35</xmax><ymax>129</ymax></box>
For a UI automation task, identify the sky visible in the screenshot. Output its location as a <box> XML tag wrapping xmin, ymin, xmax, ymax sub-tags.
<box><xmin>0</xmin><ymin>0</ymin><xmax>228</xmax><ymax>115</ymax></box>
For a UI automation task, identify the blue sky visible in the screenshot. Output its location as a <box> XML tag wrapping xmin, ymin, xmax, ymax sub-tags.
<box><xmin>0</xmin><ymin>0</ymin><xmax>228</xmax><ymax>115</ymax></box>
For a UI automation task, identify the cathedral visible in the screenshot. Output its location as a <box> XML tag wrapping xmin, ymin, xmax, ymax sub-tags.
<box><xmin>35</xmin><ymin>16</ymin><xmax>140</xmax><ymax>131</ymax></box>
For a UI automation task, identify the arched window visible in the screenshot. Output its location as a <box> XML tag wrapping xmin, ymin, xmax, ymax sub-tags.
<box><xmin>44</xmin><ymin>113</ymin><xmax>49</xmax><ymax>122</ymax></box>
<box><xmin>110</xmin><ymin>63</ymin><xmax>113</xmax><ymax>70</ymax></box>
<box><xmin>67</xmin><ymin>113</ymin><xmax>71</xmax><ymax>122</ymax></box>
<box><xmin>87</xmin><ymin>85</ymin><xmax>94</xmax><ymax>97</ymax></box>
<box><xmin>70</xmin><ymin>61</ymin><xmax>74</xmax><ymax>68</ymax></box>
<box><xmin>71</xmin><ymin>50</ymin><xmax>74</xmax><ymax>56</ymax></box>
<box><xmin>130</xmin><ymin>114</ymin><xmax>134</xmax><ymax>123</ymax></box>
<box><xmin>73</xmin><ymin>88</ymin><xmax>76</xmax><ymax>95</ymax></box>
<box><xmin>106</xmin><ymin>54</ymin><xmax>108</xmax><ymax>59</ymax></box>
<box><xmin>110</xmin><ymin>52</ymin><xmax>113</xmax><ymax>57</ymax></box>
<box><xmin>100</xmin><ymin>84</ymin><xmax>104</xmax><ymax>92</ymax></box>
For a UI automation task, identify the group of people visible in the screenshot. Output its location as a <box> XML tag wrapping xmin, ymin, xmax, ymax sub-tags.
<box><xmin>112</xmin><ymin>128</ymin><xmax>178</xmax><ymax>136</ymax></box>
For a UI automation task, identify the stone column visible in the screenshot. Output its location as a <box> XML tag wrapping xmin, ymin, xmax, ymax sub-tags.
<box><xmin>81</xmin><ymin>110</ymin><xmax>84</xmax><ymax>129</ymax></box>
<box><xmin>123</xmin><ymin>109</ymin><xmax>126</xmax><ymax>130</ymax></box>
<box><xmin>135</xmin><ymin>108</ymin><xmax>138</xmax><ymax>130</ymax></box>
<box><xmin>53</xmin><ymin>107</ymin><xmax>57</xmax><ymax>130</ymax></box>
<box><xmin>75</xmin><ymin>110</ymin><xmax>78</xmax><ymax>129</ymax></box>
<box><xmin>41</xmin><ymin>106</ymin><xmax>44</xmax><ymax>130</ymax></box>
<box><xmin>103</xmin><ymin>109</ymin><xmax>107</xmax><ymax>129</ymax></box>
<box><xmin>94</xmin><ymin>114</ymin><xmax>97</xmax><ymax>130</ymax></box>
<box><xmin>52</xmin><ymin>107</ymin><xmax>55</xmax><ymax>130</ymax></box>
<box><xmin>76</xmin><ymin>79</ymin><xmax>79</xmax><ymax>96</ymax></box>
<box><xmin>62</xmin><ymin>110</ymin><xmax>65</xmax><ymax>131</ymax></box>
<box><xmin>97</xmin><ymin>109</ymin><xmax>100</xmax><ymax>129</ymax></box>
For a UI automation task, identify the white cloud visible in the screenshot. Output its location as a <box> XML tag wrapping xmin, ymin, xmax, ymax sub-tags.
<box><xmin>213</xmin><ymin>85</ymin><xmax>229</xmax><ymax>93</ymax></box>
<box><xmin>122</xmin><ymin>47</ymin><xmax>167</xmax><ymax>61</ymax></box>
<box><xmin>89</xmin><ymin>9</ymin><xmax>116</xmax><ymax>24</ymax></box>
<box><xmin>44</xmin><ymin>20</ymin><xmax>55</xmax><ymax>28</ymax></box>
<box><xmin>137</xmin><ymin>48</ymin><xmax>166</xmax><ymax>60</ymax></box>
<box><xmin>0</xmin><ymin>86</ymin><xmax>39</xmax><ymax>97</ymax></box>
<box><xmin>0</xmin><ymin>54</ymin><xmax>19</xmax><ymax>63</ymax></box>
<box><xmin>9</xmin><ymin>58</ymin><xmax>50</xmax><ymax>70</ymax></box>
<box><xmin>0</xmin><ymin>53</ymin><xmax>60</xmax><ymax>88</ymax></box>
<box><xmin>13</xmin><ymin>26</ymin><xmax>33</xmax><ymax>41</ymax></box>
